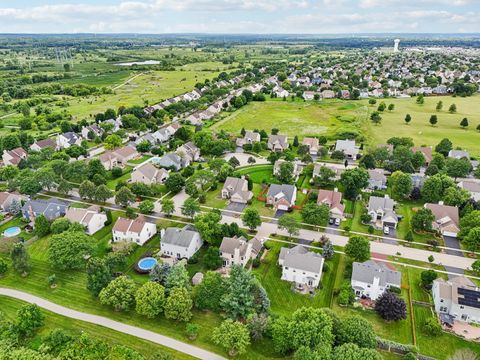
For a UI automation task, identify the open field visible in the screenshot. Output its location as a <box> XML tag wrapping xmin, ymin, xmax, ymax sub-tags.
<box><xmin>363</xmin><ymin>95</ymin><xmax>480</xmax><ymax>157</ymax></box>
<box><xmin>0</xmin><ymin>295</ymin><xmax>194</xmax><ymax>359</ymax></box>
<box><xmin>209</xmin><ymin>99</ymin><xmax>369</xmax><ymax>139</ymax></box>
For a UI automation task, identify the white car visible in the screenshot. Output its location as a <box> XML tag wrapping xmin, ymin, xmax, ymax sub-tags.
<box><xmin>334</xmin><ymin>218</ymin><xmax>341</xmax><ymax>226</ymax></box>
<box><xmin>383</xmin><ymin>226</ymin><xmax>390</xmax><ymax>235</ymax></box>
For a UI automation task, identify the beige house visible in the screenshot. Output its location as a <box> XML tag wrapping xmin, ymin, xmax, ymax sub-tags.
<box><xmin>99</xmin><ymin>146</ymin><xmax>139</xmax><ymax>170</ymax></box>
<box><xmin>64</xmin><ymin>206</ymin><xmax>107</xmax><ymax>235</ymax></box>
<box><xmin>131</xmin><ymin>163</ymin><xmax>169</xmax><ymax>185</ymax></box>
<box><xmin>317</xmin><ymin>189</ymin><xmax>344</xmax><ymax>220</ymax></box>
<box><xmin>30</xmin><ymin>138</ymin><xmax>57</xmax><ymax>152</ymax></box>
<box><xmin>236</xmin><ymin>131</ymin><xmax>261</xmax><ymax>147</ymax></box>
<box><xmin>112</xmin><ymin>215</ymin><xmax>157</xmax><ymax>246</ymax></box>
<box><xmin>2</xmin><ymin>147</ymin><xmax>28</xmax><ymax>166</ymax></box>
<box><xmin>0</xmin><ymin>192</ymin><xmax>24</xmax><ymax>213</ymax></box>
<box><xmin>220</xmin><ymin>236</ymin><xmax>262</xmax><ymax>268</ymax></box>
<box><xmin>302</xmin><ymin>137</ymin><xmax>320</xmax><ymax>155</ymax></box>
<box><xmin>425</xmin><ymin>202</ymin><xmax>460</xmax><ymax>237</ymax></box>
<box><xmin>267</xmin><ymin>135</ymin><xmax>289</xmax><ymax>152</ymax></box>
<box><xmin>221</xmin><ymin>177</ymin><xmax>253</xmax><ymax>204</ymax></box>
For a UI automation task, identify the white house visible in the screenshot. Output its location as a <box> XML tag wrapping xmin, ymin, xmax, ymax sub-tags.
<box><xmin>160</xmin><ymin>225</ymin><xmax>203</xmax><ymax>260</ymax></box>
<box><xmin>367</xmin><ymin>195</ymin><xmax>398</xmax><ymax>229</ymax></box>
<box><xmin>334</xmin><ymin>139</ymin><xmax>360</xmax><ymax>160</ymax></box>
<box><xmin>433</xmin><ymin>276</ymin><xmax>480</xmax><ymax>325</ymax></box>
<box><xmin>56</xmin><ymin>132</ymin><xmax>82</xmax><ymax>149</ymax></box>
<box><xmin>131</xmin><ymin>163</ymin><xmax>169</xmax><ymax>185</ymax></box>
<box><xmin>64</xmin><ymin>206</ymin><xmax>107</xmax><ymax>235</ymax></box>
<box><xmin>351</xmin><ymin>260</ymin><xmax>401</xmax><ymax>300</ymax></box>
<box><xmin>219</xmin><ymin>236</ymin><xmax>262</xmax><ymax>268</ymax></box>
<box><xmin>278</xmin><ymin>245</ymin><xmax>324</xmax><ymax>288</ymax></box>
<box><xmin>112</xmin><ymin>215</ymin><xmax>157</xmax><ymax>246</ymax></box>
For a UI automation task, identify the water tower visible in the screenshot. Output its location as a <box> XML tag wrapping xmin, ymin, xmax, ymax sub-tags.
<box><xmin>393</xmin><ymin>39</ymin><xmax>400</xmax><ymax>53</ymax></box>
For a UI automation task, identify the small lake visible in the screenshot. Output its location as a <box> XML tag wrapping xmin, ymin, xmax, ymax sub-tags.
<box><xmin>115</xmin><ymin>60</ymin><xmax>160</xmax><ymax>67</ymax></box>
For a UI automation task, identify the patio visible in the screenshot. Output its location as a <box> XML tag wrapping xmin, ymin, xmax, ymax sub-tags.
<box><xmin>449</xmin><ymin>321</ymin><xmax>480</xmax><ymax>341</ymax></box>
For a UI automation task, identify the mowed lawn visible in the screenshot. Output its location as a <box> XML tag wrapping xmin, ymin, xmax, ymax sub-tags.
<box><xmin>363</xmin><ymin>95</ymin><xmax>480</xmax><ymax>157</ymax></box>
<box><xmin>210</xmin><ymin>99</ymin><xmax>369</xmax><ymax>139</ymax></box>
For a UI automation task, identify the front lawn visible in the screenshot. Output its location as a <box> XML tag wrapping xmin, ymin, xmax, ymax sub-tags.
<box><xmin>234</xmin><ymin>164</ymin><xmax>278</xmax><ymax>185</ymax></box>
<box><xmin>106</xmin><ymin>166</ymin><xmax>133</xmax><ymax>190</ymax></box>
<box><xmin>202</xmin><ymin>188</ymin><xmax>227</xmax><ymax>210</ymax></box>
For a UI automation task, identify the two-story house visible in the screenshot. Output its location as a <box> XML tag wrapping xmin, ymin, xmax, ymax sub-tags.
<box><xmin>266</xmin><ymin>184</ymin><xmax>297</xmax><ymax>211</ymax></box>
<box><xmin>351</xmin><ymin>260</ymin><xmax>401</xmax><ymax>300</ymax></box>
<box><xmin>160</xmin><ymin>225</ymin><xmax>203</xmax><ymax>260</ymax></box>
<box><xmin>278</xmin><ymin>245</ymin><xmax>324</xmax><ymax>288</ymax></box>
<box><xmin>64</xmin><ymin>206</ymin><xmax>107</xmax><ymax>235</ymax></box>
<box><xmin>112</xmin><ymin>215</ymin><xmax>157</xmax><ymax>246</ymax></box>
<box><xmin>221</xmin><ymin>177</ymin><xmax>253</xmax><ymax>204</ymax></box>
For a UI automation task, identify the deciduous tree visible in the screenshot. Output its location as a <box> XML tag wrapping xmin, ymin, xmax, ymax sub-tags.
<box><xmin>99</xmin><ymin>276</ymin><xmax>137</xmax><ymax>312</ymax></box>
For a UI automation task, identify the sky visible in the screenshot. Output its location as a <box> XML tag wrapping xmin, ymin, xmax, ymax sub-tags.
<box><xmin>0</xmin><ymin>0</ymin><xmax>479</xmax><ymax>34</ymax></box>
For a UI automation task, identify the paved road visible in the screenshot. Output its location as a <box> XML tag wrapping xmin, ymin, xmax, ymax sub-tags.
<box><xmin>0</xmin><ymin>288</ymin><xmax>225</xmax><ymax>360</ymax></box>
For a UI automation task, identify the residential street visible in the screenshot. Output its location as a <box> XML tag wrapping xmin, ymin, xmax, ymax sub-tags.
<box><xmin>0</xmin><ymin>288</ymin><xmax>226</xmax><ymax>360</ymax></box>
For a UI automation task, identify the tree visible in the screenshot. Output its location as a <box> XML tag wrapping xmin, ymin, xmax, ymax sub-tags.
<box><xmin>435</xmin><ymin>138</ymin><xmax>453</xmax><ymax>157</ymax></box>
<box><xmin>345</xmin><ymin>236</ymin><xmax>370</xmax><ymax>262</ymax></box>
<box><xmin>322</xmin><ymin>241</ymin><xmax>334</xmax><ymax>260</ymax></box>
<box><xmin>34</xmin><ymin>214</ymin><xmax>51</xmax><ymax>237</ymax></box>
<box><xmin>448</xmin><ymin>103</ymin><xmax>457</xmax><ymax>113</ymax></box>
<box><xmin>375</xmin><ymin>291</ymin><xmax>407</xmax><ymax>321</ymax></box>
<box><xmin>161</xmin><ymin>198</ymin><xmax>175</xmax><ymax>217</ymax></box>
<box><xmin>194</xmin><ymin>271</ymin><xmax>227</xmax><ymax>311</ymax></box>
<box><xmin>421</xmin><ymin>173</ymin><xmax>455</xmax><ymax>203</ymax></box>
<box><xmin>411</xmin><ymin>208</ymin><xmax>435</xmax><ymax>233</ymax></box>
<box><xmin>404</xmin><ymin>114</ymin><xmax>411</xmax><ymax>124</ymax></box>
<box><xmin>333</xmin><ymin>343</ymin><xmax>381</xmax><ymax>360</ymax></box>
<box><xmin>115</xmin><ymin>186</ymin><xmax>135</xmax><ymax>207</ymax></box>
<box><xmin>203</xmin><ymin>247</ymin><xmax>223</xmax><ymax>270</ymax></box>
<box><xmin>57</xmin><ymin>179</ymin><xmax>73</xmax><ymax>195</ymax></box>
<box><xmin>48</xmin><ymin>231</ymin><xmax>93</xmax><ymax>270</ymax></box>
<box><xmin>288</xmin><ymin>307</ymin><xmax>334</xmax><ymax>351</ymax></box>
<box><xmin>165</xmin><ymin>262</ymin><xmax>191</xmax><ymax>293</ymax></box>
<box><xmin>247</xmin><ymin>313</ymin><xmax>269</xmax><ymax>341</ymax></box>
<box><xmin>94</xmin><ymin>184</ymin><xmax>113</xmax><ymax>203</ymax></box>
<box><xmin>389</xmin><ymin>171</ymin><xmax>413</xmax><ymax>200</ymax></box>
<box><xmin>150</xmin><ymin>263</ymin><xmax>171</xmax><ymax>285</ymax></box>
<box><xmin>416</xmin><ymin>95</ymin><xmax>424</xmax><ymax>104</ymax></box>
<box><xmin>443</xmin><ymin>186</ymin><xmax>470</xmax><ymax>207</ymax></box>
<box><xmin>16</xmin><ymin>304</ymin><xmax>45</xmax><ymax>337</ymax></box>
<box><xmin>338</xmin><ymin>282</ymin><xmax>355</xmax><ymax>306</ymax></box>
<box><xmin>422</xmin><ymin>317</ymin><xmax>442</xmax><ymax>336</ymax></box>
<box><xmin>242</xmin><ymin>208</ymin><xmax>261</xmax><ymax>231</ymax></box>
<box><xmin>445</xmin><ymin>157</ymin><xmax>471</xmax><ymax>180</ymax></box>
<box><xmin>278</xmin><ymin>214</ymin><xmax>300</xmax><ymax>237</ymax></box>
<box><xmin>370</xmin><ymin>111</ymin><xmax>382</xmax><ymax>125</ymax></box>
<box><xmin>337</xmin><ymin>315</ymin><xmax>376</xmax><ymax>348</ymax></box>
<box><xmin>459</xmin><ymin>210</ymin><xmax>480</xmax><ymax>239</ymax></box>
<box><xmin>420</xmin><ymin>270</ymin><xmax>438</xmax><ymax>288</ymax></box>
<box><xmin>212</xmin><ymin>319</ymin><xmax>250</xmax><ymax>356</ymax></box>
<box><xmin>436</xmin><ymin>101</ymin><xmax>443</xmax><ymax>111</ymax></box>
<box><xmin>221</xmin><ymin>265</ymin><xmax>257</xmax><ymax>320</ymax></box>
<box><xmin>79</xmin><ymin>180</ymin><xmax>96</xmax><ymax>200</ymax></box>
<box><xmin>181</xmin><ymin>198</ymin><xmax>200</xmax><ymax>218</ymax></box>
<box><xmin>228</xmin><ymin>156</ymin><xmax>240</xmax><ymax>168</ymax></box>
<box><xmin>139</xmin><ymin>200</ymin><xmax>154</xmax><ymax>214</ymax></box>
<box><xmin>301</xmin><ymin>203</ymin><xmax>330</xmax><ymax>227</ymax></box>
<box><xmin>472</xmin><ymin>260</ymin><xmax>480</xmax><ymax>275</ymax></box>
<box><xmin>10</xmin><ymin>243</ymin><xmax>30</xmax><ymax>275</ymax></box>
<box><xmin>50</xmin><ymin>218</ymin><xmax>71</xmax><ymax>234</ymax></box>
<box><xmin>104</xmin><ymin>134</ymin><xmax>123</xmax><ymax>149</ymax></box>
<box><xmin>464</xmin><ymin>227</ymin><xmax>480</xmax><ymax>252</ymax></box>
<box><xmin>388</xmin><ymin>104</ymin><xmax>395</xmax><ymax>111</ymax></box>
<box><xmin>99</xmin><ymin>276</ymin><xmax>137</xmax><ymax>312</ymax></box>
<box><xmin>86</xmin><ymin>257</ymin><xmax>111</xmax><ymax>296</ymax></box>
<box><xmin>164</xmin><ymin>287</ymin><xmax>193</xmax><ymax>322</ymax></box>
<box><xmin>193</xmin><ymin>210</ymin><xmax>223</xmax><ymax>245</ymax></box>
<box><xmin>135</xmin><ymin>281</ymin><xmax>166</xmax><ymax>318</ymax></box>
<box><xmin>165</xmin><ymin>173</ymin><xmax>185</xmax><ymax>194</ymax></box>
<box><xmin>460</xmin><ymin>117</ymin><xmax>469</xmax><ymax>129</ymax></box>
<box><xmin>276</xmin><ymin>161</ymin><xmax>295</xmax><ymax>183</ymax></box>
<box><xmin>340</xmin><ymin>168</ymin><xmax>369</xmax><ymax>200</ymax></box>
<box><xmin>0</xmin><ymin>258</ymin><xmax>7</xmax><ymax>276</ymax></box>
<box><xmin>429</xmin><ymin>115</ymin><xmax>438</xmax><ymax>126</ymax></box>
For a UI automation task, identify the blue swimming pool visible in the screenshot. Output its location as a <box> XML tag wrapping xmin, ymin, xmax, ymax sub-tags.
<box><xmin>3</xmin><ymin>226</ymin><xmax>21</xmax><ymax>238</ymax></box>
<box><xmin>137</xmin><ymin>257</ymin><xmax>158</xmax><ymax>271</ymax></box>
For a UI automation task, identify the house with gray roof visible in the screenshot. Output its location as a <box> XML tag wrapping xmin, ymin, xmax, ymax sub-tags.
<box><xmin>236</xmin><ymin>131</ymin><xmax>261</xmax><ymax>147</ymax></box>
<box><xmin>351</xmin><ymin>260</ymin><xmax>401</xmax><ymax>300</ymax></box>
<box><xmin>221</xmin><ymin>177</ymin><xmax>253</xmax><ymax>204</ymax></box>
<box><xmin>267</xmin><ymin>135</ymin><xmax>289</xmax><ymax>152</ymax></box>
<box><xmin>367</xmin><ymin>195</ymin><xmax>398</xmax><ymax>229</ymax></box>
<box><xmin>458</xmin><ymin>180</ymin><xmax>480</xmax><ymax>202</ymax></box>
<box><xmin>160</xmin><ymin>225</ymin><xmax>203</xmax><ymax>260</ymax></box>
<box><xmin>266</xmin><ymin>184</ymin><xmax>297</xmax><ymax>211</ymax></box>
<box><xmin>411</xmin><ymin>173</ymin><xmax>427</xmax><ymax>189</ymax></box>
<box><xmin>367</xmin><ymin>169</ymin><xmax>387</xmax><ymax>190</ymax></box>
<box><xmin>131</xmin><ymin>163</ymin><xmax>169</xmax><ymax>185</ymax></box>
<box><xmin>56</xmin><ymin>132</ymin><xmax>82</xmax><ymax>149</ymax></box>
<box><xmin>334</xmin><ymin>139</ymin><xmax>359</xmax><ymax>160</ymax></box>
<box><xmin>154</xmin><ymin>153</ymin><xmax>186</xmax><ymax>170</ymax></box>
<box><xmin>176</xmin><ymin>142</ymin><xmax>200</xmax><ymax>162</ymax></box>
<box><xmin>220</xmin><ymin>236</ymin><xmax>262</xmax><ymax>268</ymax></box>
<box><xmin>278</xmin><ymin>245</ymin><xmax>324</xmax><ymax>288</ymax></box>
<box><xmin>448</xmin><ymin>149</ymin><xmax>470</xmax><ymax>160</ymax></box>
<box><xmin>22</xmin><ymin>198</ymin><xmax>68</xmax><ymax>223</ymax></box>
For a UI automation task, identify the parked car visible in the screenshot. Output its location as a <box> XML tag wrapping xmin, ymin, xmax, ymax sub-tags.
<box><xmin>329</xmin><ymin>218</ymin><xmax>334</xmax><ymax>225</ymax></box>
<box><xmin>334</xmin><ymin>218</ymin><xmax>340</xmax><ymax>226</ymax></box>
<box><xmin>383</xmin><ymin>226</ymin><xmax>390</xmax><ymax>235</ymax></box>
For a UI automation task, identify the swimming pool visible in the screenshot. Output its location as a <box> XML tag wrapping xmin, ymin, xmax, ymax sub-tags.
<box><xmin>137</xmin><ymin>257</ymin><xmax>158</xmax><ymax>271</ymax></box>
<box><xmin>3</xmin><ymin>226</ymin><xmax>21</xmax><ymax>238</ymax></box>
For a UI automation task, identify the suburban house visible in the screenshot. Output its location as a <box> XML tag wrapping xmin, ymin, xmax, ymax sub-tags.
<box><xmin>411</xmin><ymin>173</ymin><xmax>427</xmax><ymax>189</ymax></box>
<box><xmin>131</xmin><ymin>163</ymin><xmax>169</xmax><ymax>185</ymax></box>
<box><xmin>160</xmin><ymin>225</ymin><xmax>203</xmax><ymax>260</ymax></box>
<box><xmin>367</xmin><ymin>169</ymin><xmax>387</xmax><ymax>190</ymax></box>
<box><xmin>56</xmin><ymin>132</ymin><xmax>82</xmax><ymax>149</ymax></box>
<box><xmin>176</xmin><ymin>142</ymin><xmax>200</xmax><ymax>163</ymax></box>
<box><xmin>112</xmin><ymin>215</ymin><xmax>157</xmax><ymax>246</ymax></box>
<box><xmin>278</xmin><ymin>245</ymin><xmax>324</xmax><ymax>288</ymax></box>
<box><xmin>64</xmin><ymin>206</ymin><xmax>107</xmax><ymax>235</ymax></box>
<box><xmin>236</xmin><ymin>131</ymin><xmax>261</xmax><ymax>147</ymax></box>
<box><xmin>334</xmin><ymin>139</ymin><xmax>360</xmax><ymax>160</ymax></box>
<box><xmin>22</xmin><ymin>198</ymin><xmax>68</xmax><ymax>222</ymax></box>
<box><xmin>458</xmin><ymin>180</ymin><xmax>480</xmax><ymax>202</ymax></box>
<box><xmin>220</xmin><ymin>236</ymin><xmax>262</xmax><ymax>268</ymax></box>
<box><xmin>302</xmin><ymin>91</ymin><xmax>321</xmax><ymax>101</ymax></box>
<box><xmin>317</xmin><ymin>189</ymin><xmax>344</xmax><ymax>220</ymax></box>
<box><xmin>302</xmin><ymin>137</ymin><xmax>320</xmax><ymax>155</ymax></box>
<box><xmin>351</xmin><ymin>260</ymin><xmax>402</xmax><ymax>300</ymax></box>
<box><xmin>367</xmin><ymin>195</ymin><xmax>398</xmax><ymax>229</ymax></box>
<box><xmin>112</xmin><ymin>146</ymin><xmax>139</xmax><ymax>165</ymax></box>
<box><xmin>448</xmin><ymin>149</ymin><xmax>470</xmax><ymax>160</ymax></box>
<box><xmin>154</xmin><ymin>153</ymin><xmax>186</xmax><ymax>170</ymax></box>
<box><xmin>313</xmin><ymin>163</ymin><xmax>346</xmax><ymax>181</ymax></box>
<box><xmin>81</xmin><ymin>124</ymin><xmax>104</xmax><ymax>139</ymax></box>
<box><xmin>433</xmin><ymin>276</ymin><xmax>480</xmax><ymax>325</ymax></box>
<box><xmin>221</xmin><ymin>177</ymin><xmax>253</xmax><ymax>204</ymax></box>
<box><xmin>0</xmin><ymin>192</ymin><xmax>24</xmax><ymax>213</ymax></box>
<box><xmin>98</xmin><ymin>151</ymin><xmax>119</xmax><ymax>170</ymax></box>
<box><xmin>266</xmin><ymin>184</ymin><xmax>297</xmax><ymax>211</ymax></box>
<box><xmin>152</xmin><ymin>124</ymin><xmax>179</xmax><ymax>144</ymax></box>
<box><xmin>425</xmin><ymin>202</ymin><xmax>460</xmax><ymax>237</ymax></box>
<box><xmin>412</xmin><ymin>146</ymin><xmax>433</xmax><ymax>166</ymax></box>
<box><xmin>273</xmin><ymin>160</ymin><xmax>304</xmax><ymax>181</ymax></box>
<box><xmin>30</xmin><ymin>138</ymin><xmax>57</xmax><ymax>152</ymax></box>
<box><xmin>267</xmin><ymin>135</ymin><xmax>289</xmax><ymax>152</ymax></box>
<box><xmin>2</xmin><ymin>147</ymin><xmax>28</xmax><ymax>166</ymax></box>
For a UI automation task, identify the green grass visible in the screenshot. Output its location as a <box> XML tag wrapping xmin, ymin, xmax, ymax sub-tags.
<box><xmin>202</xmin><ymin>188</ymin><xmax>227</xmax><ymax>210</ymax></box>
<box><xmin>106</xmin><ymin>166</ymin><xmax>133</xmax><ymax>190</ymax></box>
<box><xmin>0</xmin><ymin>295</ymin><xmax>193</xmax><ymax>360</ymax></box>
<box><xmin>364</xmin><ymin>95</ymin><xmax>480</xmax><ymax>157</ymax></box>
<box><xmin>234</xmin><ymin>165</ymin><xmax>277</xmax><ymax>185</ymax></box>
<box><xmin>129</xmin><ymin>155</ymin><xmax>153</xmax><ymax>164</ymax></box>
<box><xmin>210</xmin><ymin>98</ymin><xmax>369</xmax><ymax>139</ymax></box>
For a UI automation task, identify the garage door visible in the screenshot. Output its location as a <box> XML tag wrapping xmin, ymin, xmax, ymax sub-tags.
<box><xmin>443</xmin><ymin>231</ymin><xmax>458</xmax><ymax>238</ymax></box>
<box><xmin>278</xmin><ymin>205</ymin><xmax>289</xmax><ymax>211</ymax></box>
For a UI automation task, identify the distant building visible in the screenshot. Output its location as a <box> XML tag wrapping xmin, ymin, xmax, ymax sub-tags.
<box><xmin>2</xmin><ymin>147</ymin><xmax>28</xmax><ymax>166</ymax></box>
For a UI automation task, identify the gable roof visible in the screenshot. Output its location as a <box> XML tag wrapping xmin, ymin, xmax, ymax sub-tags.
<box><xmin>113</xmin><ymin>215</ymin><xmax>151</xmax><ymax>235</ymax></box>
<box><xmin>317</xmin><ymin>189</ymin><xmax>344</xmax><ymax>212</ymax></box>
<box><xmin>222</xmin><ymin>177</ymin><xmax>252</xmax><ymax>201</ymax></box>
<box><xmin>220</xmin><ymin>236</ymin><xmax>248</xmax><ymax>255</ymax></box>
<box><xmin>268</xmin><ymin>135</ymin><xmax>288</xmax><ymax>148</ymax></box>
<box><xmin>352</xmin><ymin>260</ymin><xmax>401</xmax><ymax>288</ymax></box>
<box><xmin>279</xmin><ymin>245</ymin><xmax>323</xmax><ymax>274</ymax></box>
<box><xmin>113</xmin><ymin>145</ymin><xmax>138</xmax><ymax>159</ymax></box>
<box><xmin>267</xmin><ymin>184</ymin><xmax>296</xmax><ymax>204</ymax></box>
<box><xmin>134</xmin><ymin>163</ymin><xmax>168</xmax><ymax>182</ymax></box>
<box><xmin>459</xmin><ymin>180</ymin><xmax>480</xmax><ymax>193</ymax></box>
<box><xmin>32</xmin><ymin>138</ymin><xmax>56</xmax><ymax>150</ymax></box>
<box><xmin>412</xmin><ymin>146</ymin><xmax>433</xmax><ymax>163</ymax></box>
<box><xmin>22</xmin><ymin>198</ymin><xmax>68</xmax><ymax>220</ymax></box>
<box><xmin>162</xmin><ymin>226</ymin><xmax>200</xmax><ymax>247</ymax></box>
<box><xmin>425</xmin><ymin>203</ymin><xmax>460</xmax><ymax>229</ymax></box>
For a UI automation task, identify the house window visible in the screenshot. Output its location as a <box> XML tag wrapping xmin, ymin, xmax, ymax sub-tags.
<box><xmin>440</xmin><ymin>306</ymin><xmax>447</xmax><ymax>312</ymax></box>
<box><xmin>440</xmin><ymin>299</ymin><xmax>444</xmax><ymax>303</ymax></box>
<box><xmin>285</xmin><ymin>267</ymin><xmax>289</xmax><ymax>270</ymax></box>
<box><xmin>367</xmin><ymin>285</ymin><xmax>370</xmax><ymax>288</ymax></box>
<box><xmin>460</xmin><ymin>306</ymin><xmax>464</xmax><ymax>309</ymax></box>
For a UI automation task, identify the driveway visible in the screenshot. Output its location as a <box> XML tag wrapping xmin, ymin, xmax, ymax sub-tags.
<box><xmin>382</xmin><ymin>226</ymin><xmax>398</xmax><ymax>245</ymax></box>
<box><xmin>443</xmin><ymin>235</ymin><xmax>465</xmax><ymax>278</ymax></box>
<box><xmin>274</xmin><ymin>209</ymin><xmax>287</xmax><ymax>218</ymax></box>
<box><xmin>226</xmin><ymin>202</ymin><xmax>246</xmax><ymax>213</ymax></box>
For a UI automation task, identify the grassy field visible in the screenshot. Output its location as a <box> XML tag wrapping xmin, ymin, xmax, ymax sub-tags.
<box><xmin>0</xmin><ymin>295</ymin><xmax>194</xmax><ymax>359</ymax></box>
<box><xmin>234</xmin><ymin>164</ymin><xmax>278</xmax><ymax>184</ymax></box>
<box><xmin>363</xmin><ymin>95</ymin><xmax>480</xmax><ymax>157</ymax></box>
<box><xmin>210</xmin><ymin>98</ymin><xmax>369</xmax><ymax>139</ymax></box>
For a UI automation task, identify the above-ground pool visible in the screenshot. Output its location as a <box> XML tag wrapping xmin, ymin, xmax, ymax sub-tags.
<box><xmin>137</xmin><ymin>257</ymin><xmax>158</xmax><ymax>272</ymax></box>
<box><xmin>3</xmin><ymin>226</ymin><xmax>21</xmax><ymax>238</ymax></box>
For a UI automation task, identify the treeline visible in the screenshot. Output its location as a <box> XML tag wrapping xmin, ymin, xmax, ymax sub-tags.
<box><xmin>1</xmin><ymin>82</ymin><xmax>111</xmax><ymax>100</ymax></box>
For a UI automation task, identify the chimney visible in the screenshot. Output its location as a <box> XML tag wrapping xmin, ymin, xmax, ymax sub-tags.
<box><xmin>439</xmin><ymin>201</ymin><xmax>444</xmax><ymax>206</ymax></box>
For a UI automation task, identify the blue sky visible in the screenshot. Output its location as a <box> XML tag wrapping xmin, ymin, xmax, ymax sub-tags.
<box><xmin>0</xmin><ymin>0</ymin><xmax>479</xmax><ymax>34</ymax></box>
